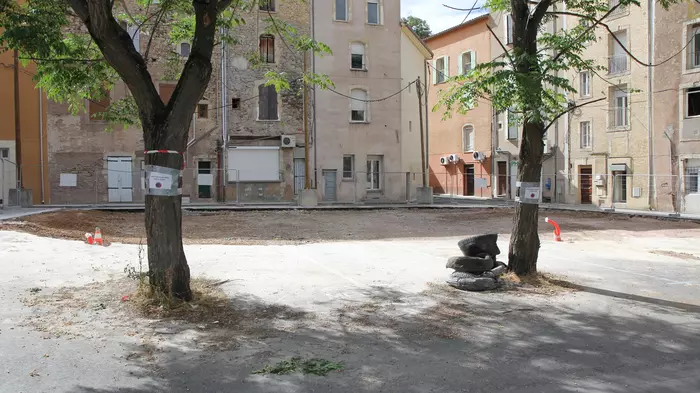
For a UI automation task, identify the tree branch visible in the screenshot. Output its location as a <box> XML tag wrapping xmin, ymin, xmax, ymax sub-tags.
<box><xmin>544</xmin><ymin>96</ymin><xmax>606</xmax><ymax>132</ymax></box>
<box><xmin>486</xmin><ymin>24</ymin><xmax>515</xmax><ymax>69</ymax></box>
<box><xmin>67</xmin><ymin>0</ymin><xmax>163</xmax><ymax>129</ymax></box>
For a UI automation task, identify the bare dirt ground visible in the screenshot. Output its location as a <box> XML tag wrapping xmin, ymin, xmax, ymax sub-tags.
<box><xmin>1</xmin><ymin>208</ymin><xmax>699</xmax><ymax>245</ymax></box>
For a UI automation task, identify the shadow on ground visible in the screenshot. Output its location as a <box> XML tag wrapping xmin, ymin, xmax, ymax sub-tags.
<box><xmin>69</xmin><ymin>283</ymin><xmax>700</xmax><ymax>393</ymax></box>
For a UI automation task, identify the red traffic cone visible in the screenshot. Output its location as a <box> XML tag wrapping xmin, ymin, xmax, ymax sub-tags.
<box><xmin>85</xmin><ymin>233</ymin><xmax>94</xmax><ymax>245</ymax></box>
<box><xmin>94</xmin><ymin>227</ymin><xmax>103</xmax><ymax>246</ymax></box>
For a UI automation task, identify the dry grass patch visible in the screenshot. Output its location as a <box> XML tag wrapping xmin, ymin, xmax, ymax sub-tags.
<box><xmin>500</xmin><ymin>272</ymin><xmax>579</xmax><ymax>294</ymax></box>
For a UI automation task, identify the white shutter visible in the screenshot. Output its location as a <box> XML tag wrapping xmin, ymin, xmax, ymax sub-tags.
<box><xmin>444</xmin><ymin>56</ymin><xmax>449</xmax><ymax>78</ymax></box>
<box><xmin>470</xmin><ymin>51</ymin><xmax>476</xmax><ymax>71</ymax></box>
<box><xmin>458</xmin><ymin>53</ymin><xmax>463</xmax><ymax>75</ymax></box>
<box><xmin>127</xmin><ymin>25</ymin><xmax>140</xmax><ymax>53</ymax></box>
<box><xmin>432</xmin><ymin>60</ymin><xmax>437</xmax><ymax>84</ymax></box>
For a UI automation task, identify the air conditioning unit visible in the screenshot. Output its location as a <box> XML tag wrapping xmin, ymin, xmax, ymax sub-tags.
<box><xmin>440</xmin><ymin>156</ymin><xmax>450</xmax><ymax>166</ymax></box>
<box><xmin>594</xmin><ymin>175</ymin><xmax>605</xmax><ymax>186</ymax></box>
<box><xmin>280</xmin><ymin>135</ymin><xmax>296</xmax><ymax>148</ymax></box>
<box><xmin>448</xmin><ymin>154</ymin><xmax>460</xmax><ymax>163</ymax></box>
<box><xmin>472</xmin><ymin>151</ymin><xmax>485</xmax><ymax>161</ymax></box>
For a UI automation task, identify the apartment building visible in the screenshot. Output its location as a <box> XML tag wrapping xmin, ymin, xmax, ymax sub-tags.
<box><xmin>0</xmin><ymin>49</ymin><xmax>49</xmax><ymax>207</ymax></box>
<box><xmin>653</xmin><ymin>1</ymin><xmax>700</xmax><ymax>213</ymax></box>
<box><xmin>563</xmin><ymin>2</ymin><xmax>652</xmax><ymax>209</ymax></box>
<box><xmin>425</xmin><ymin>15</ymin><xmax>494</xmax><ymax>198</ymax></box>
<box><xmin>312</xmin><ymin>0</ymin><xmax>405</xmax><ymax>203</ymax></box>
<box><xmin>224</xmin><ymin>0</ymin><xmax>308</xmax><ymax>203</ymax></box>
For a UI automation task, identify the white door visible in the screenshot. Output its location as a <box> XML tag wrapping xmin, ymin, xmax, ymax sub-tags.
<box><xmin>107</xmin><ymin>157</ymin><xmax>133</xmax><ymax>202</ymax></box>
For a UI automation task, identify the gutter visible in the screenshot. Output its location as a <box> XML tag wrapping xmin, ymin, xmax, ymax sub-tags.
<box><xmin>647</xmin><ymin>0</ymin><xmax>655</xmax><ymax>208</ymax></box>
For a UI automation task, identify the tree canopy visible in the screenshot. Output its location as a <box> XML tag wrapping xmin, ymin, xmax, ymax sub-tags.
<box><xmin>402</xmin><ymin>15</ymin><xmax>431</xmax><ymax>39</ymax></box>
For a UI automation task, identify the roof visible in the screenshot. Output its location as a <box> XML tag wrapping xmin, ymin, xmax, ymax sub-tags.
<box><xmin>423</xmin><ymin>13</ymin><xmax>490</xmax><ymax>42</ymax></box>
<box><xmin>400</xmin><ymin>22</ymin><xmax>434</xmax><ymax>59</ymax></box>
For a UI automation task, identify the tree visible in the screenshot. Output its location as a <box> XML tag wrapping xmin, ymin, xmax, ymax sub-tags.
<box><xmin>0</xmin><ymin>0</ymin><xmax>331</xmax><ymax>300</ymax></box>
<box><xmin>435</xmin><ymin>0</ymin><xmax>678</xmax><ymax>275</ymax></box>
<box><xmin>401</xmin><ymin>15</ymin><xmax>431</xmax><ymax>39</ymax></box>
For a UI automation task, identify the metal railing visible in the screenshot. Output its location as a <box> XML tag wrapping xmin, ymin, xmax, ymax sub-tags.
<box><xmin>608</xmin><ymin>105</ymin><xmax>630</xmax><ymax>129</ymax></box>
<box><xmin>608</xmin><ymin>54</ymin><xmax>628</xmax><ymax>74</ymax></box>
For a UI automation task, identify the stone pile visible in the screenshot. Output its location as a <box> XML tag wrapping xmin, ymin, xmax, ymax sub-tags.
<box><xmin>445</xmin><ymin>234</ymin><xmax>507</xmax><ymax>291</ymax></box>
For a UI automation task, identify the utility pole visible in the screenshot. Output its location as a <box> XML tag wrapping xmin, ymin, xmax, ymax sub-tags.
<box><xmin>416</xmin><ymin>77</ymin><xmax>427</xmax><ymax>187</ymax></box>
<box><xmin>13</xmin><ymin>50</ymin><xmax>22</xmax><ymax>189</ymax></box>
<box><xmin>303</xmin><ymin>51</ymin><xmax>311</xmax><ymax>189</ymax></box>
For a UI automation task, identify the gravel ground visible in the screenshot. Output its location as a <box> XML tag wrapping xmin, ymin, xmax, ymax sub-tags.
<box><xmin>1</xmin><ymin>208</ymin><xmax>699</xmax><ymax>245</ymax></box>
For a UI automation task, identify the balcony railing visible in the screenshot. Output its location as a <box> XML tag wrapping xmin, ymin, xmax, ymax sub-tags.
<box><xmin>608</xmin><ymin>55</ymin><xmax>628</xmax><ymax>74</ymax></box>
<box><xmin>608</xmin><ymin>106</ymin><xmax>630</xmax><ymax>129</ymax></box>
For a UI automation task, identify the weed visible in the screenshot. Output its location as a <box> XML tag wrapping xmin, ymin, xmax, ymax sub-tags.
<box><xmin>253</xmin><ymin>357</ymin><xmax>344</xmax><ymax>376</ymax></box>
<box><xmin>124</xmin><ymin>240</ymin><xmax>148</xmax><ymax>287</ymax></box>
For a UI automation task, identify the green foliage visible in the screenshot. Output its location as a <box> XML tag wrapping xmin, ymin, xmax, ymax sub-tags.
<box><xmin>253</xmin><ymin>357</ymin><xmax>344</xmax><ymax>376</ymax></box>
<box><xmin>401</xmin><ymin>15</ymin><xmax>432</xmax><ymax>39</ymax></box>
<box><xmin>0</xmin><ymin>0</ymin><xmax>334</xmax><ymax>128</ymax></box>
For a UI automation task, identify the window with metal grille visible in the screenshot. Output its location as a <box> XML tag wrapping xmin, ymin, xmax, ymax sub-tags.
<box><xmin>258</xmin><ymin>84</ymin><xmax>278</xmax><ymax>121</ymax></box>
<box><xmin>259</xmin><ymin>35</ymin><xmax>275</xmax><ymax>63</ymax></box>
<box><xmin>351</xmin><ymin>43</ymin><xmax>366</xmax><ymax>70</ymax></box>
<box><xmin>686</xmin><ymin>165</ymin><xmax>699</xmax><ymax>193</ymax></box>
<box><xmin>0</xmin><ymin>148</ymin><xmax>8</xmax><ymax>159</ymax></box>
<box><xmin>259</xmin><ymin>0</ymin><xmax>275</xmax><ymax>12</ymax></box>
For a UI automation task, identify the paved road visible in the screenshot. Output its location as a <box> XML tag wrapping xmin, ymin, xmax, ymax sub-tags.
<box><xmin>1</xmin><ymin>230</ymin><xmax>699</xmax><ymax>392</ymax></box>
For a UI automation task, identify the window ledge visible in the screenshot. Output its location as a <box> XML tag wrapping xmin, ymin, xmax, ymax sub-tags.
<box><xmin>257</xmin><ymin>119</ymin><xmax>281</xmax><ymax>123</ymax></box>
<box><xmin>350</xmin><ymin>120</ymin><xmax>369</xmax><ymax>124</ymax></box>
<box><xmin>607</xmin><ymin>70</ymin><xmax>630</xmax><ymax>77</ymax></box>
<box><xmin>333</xmin><ymin>19</ymin><xmax>349</xmax><ymax>23</ymax></box>
<box><xmin>607</xmin><ymin>127</ymin><xmax>630</xmax><ymax>132</ymax></box>
<box><xmin>341</xmin><ymin>178</ymin><xmax>355</xmax><ymax>182</ymax></box>
<box><xmin>258</xmin><ymin>9</ymin><xmax>277</xmax><ymax>14</ymax></box>
<box><xmin>366</xmin><ymin>23</ymin><xmax>383</xmax><ymax>27</ymax></box>
<box><xmin>350</xmin><ymin>68</ymin><xmax>368</xmax><ymax>72</ymax></box>
<box><xmin>682</xmin><ymin>67</ymin><xmax>700</xmax><ymax>75</ymax></box>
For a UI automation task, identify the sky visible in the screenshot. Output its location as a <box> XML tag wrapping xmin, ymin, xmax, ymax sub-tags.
<box><xmin>401</xmin><ymin>0</ymin><xmax>487</xmax><ymax>35</ymax></box>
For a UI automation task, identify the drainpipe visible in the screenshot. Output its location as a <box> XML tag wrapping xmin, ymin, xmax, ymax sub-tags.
<box><xmin>38</xmin><ymin>88</ymin><xmax>45</xmax><ymax>204</ymax></box>
<box><xmin>647</xmin><ymin>0</ymin><xmax>655</xmax><ymax>209</ymax></box>
<box><xmin>424</xmin><ymin>62</ymin><xmax>430</xmax><ymax>186</ymax></box>
<box><xmin>220</xmin><ymin>26</ymin><xmax>228</xmax><ymax>201</ymax></box>
<box><xmin>311</xmin><ymin>0</ymin><xmax>317</xmax><ymax>188</ymax></box>
<box><xmin>563</xmin><ymin>1</ymin><xmax>570</xmax><ymax>201</ymax></box>
<box><xmin>13</xmin><ymin>50</ymin><xmax>22</xmax><ymax>190</ymax></box>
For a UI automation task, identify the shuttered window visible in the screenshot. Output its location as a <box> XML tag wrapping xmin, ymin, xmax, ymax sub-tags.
<box><xmin>258</xmin><ymin>84</ymin><xmax>279</xmax><ymax>121</ymax></box>
<box><xmin>259</xmin><ymin>35</ymin><xmax>275</xmax><ymax>63</ymax></box>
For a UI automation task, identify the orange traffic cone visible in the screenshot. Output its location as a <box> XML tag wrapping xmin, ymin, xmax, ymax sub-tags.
<box><xmin>94</xmin><ymin>227</ymin><xmax>103</xmax><ymax>246</ymax></box>
<box><xmin>85</xmin><ymin>232</ymin><xmax>94</xmax><ymax>245</ymax></box>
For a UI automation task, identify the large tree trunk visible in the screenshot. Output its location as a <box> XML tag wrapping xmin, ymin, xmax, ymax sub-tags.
<box><xmin>508</xmin><ymin>121</ymin><xmax>545</xmax><ymax>275</ymax></box>
<box><xmin>143</xmin><ymin>126</ymin><xmax>192</xmax><ymax>301</ymax></box>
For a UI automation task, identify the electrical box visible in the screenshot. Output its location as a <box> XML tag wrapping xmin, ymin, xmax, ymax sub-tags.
<box><xmin>594</xmin><ymin>174</ymin><xmax>605</xmax><ymax>187</ymax></box>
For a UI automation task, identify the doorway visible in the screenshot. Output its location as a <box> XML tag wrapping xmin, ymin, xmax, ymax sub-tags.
<box><xmin>579</xmin><ymin>166</ymin><xmax>592</xmax><ymax>204</ymax></box>
<box><xmin>107</xmin><ymin>156</ymin><xmax>133</xmax><ymax>202</ymax></box>
<box><xmin>497</xmin><ymin>161</ymin><xmax>507</xmax><ymax>197</ymax></box>
<box><xmin>464</xmin><ymin>164</ymin><xmax>475</xmax><ymax>196</ymax></box>
<box><xmin>197</xmin><ymin>161</ymin><xmax>212</xmax><ymax>199</ymax></box>
<box><xmin>293</xmin><ymin>158</ymin><xmax>305</xmax><ymax>195</ymax></box>
<box><xmin>323</xmin><ymin>170</ymin><xmax>337</xmax><ymax>201</ymax></box>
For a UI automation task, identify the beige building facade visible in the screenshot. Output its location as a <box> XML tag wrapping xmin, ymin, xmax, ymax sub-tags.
<box><xmin>312</xmin><ymin>0</ymin><xmax>405</xmax><ymax>203</ymax></box>
<box><xmin>400</xmin><ymin>22</ymin><xmax>432</xmax><ymax>196</ymax></box>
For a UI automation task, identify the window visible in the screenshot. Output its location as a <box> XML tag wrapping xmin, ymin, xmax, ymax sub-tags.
<box><xmin>505</xmin><ymin>14</ymin><xmax>514</xmax><ymax>45</ymax></box>
<box><xmin>580</xmin><ymin>121</ymin><xmax>591</xmax><ymax>149</ymax></box>
<box><xmin>367</xmin><ymin>0</ymin><xmax>380</xmax><ymax>25</ymax></box>
<box><xmin>507</xmin><ymin>109</ymin><xmax>518</xmax><ymax>140</ymax></box>
<box><xmin>580</xmin><ymin>71</ymin><xmax>591</xmax><ymax>97</ymax></box>
<box><xmin>227</xmin><ymin>147</ymin><xmax>280</xmax><ymax>182</ymax></box>
<box><xmin>159</xmin><ymin>83</ymin><xmax>176</xmax><ymax>104</ymax></box>
<box><xmin>259</xmin><ymin>35</ymin><xmax>275</xmax><ymax>63</ymax></box>
<box><xmin>613</xmin><ymin>169</ymin><xmax>627</xmax><ymax>202</ymax></box>
<box><xmin>89</xmin><ymin>89</ymin><xmax>110</xmax><ymax>119</ymax></box>
<box><xmin>231</xmin><ymin>98</ymin><xmax>241</xmax><ymax>109</ymax></box>
<box><xmin>462</xmin><ymin>125</ymin><xmax>475</xmax><ymax>152</ymax></box>
<box><xmin>179</xmin><ymin>42</ymin><xmax>190</xmax><ymax>57</ymax></box>
<box><xmin>460</xmin><ymin>51</ymin><xmax>476</xmax><ymax>75</ymax></box>
<box><xmin>119</xmin><ymin>21</ymin><xmax>141</xmax><ymax>52</ymax></box>
<box><xmin>350</xmin><ymin>89</ymin><xmax>368</xmax><ymax>122</ymax></box>
<box><xmin>608</xmin><ymin>30</ymin><xmax>628</xmax><ymax>74</ymax></box>
<box><xmin>686</xmin><ymin>87</ymin><xmax>700</xmax><ymax>117</ymax></box>
<box><xmin>685</xmin><ymin>162</ymin><xmax>699</xmax><ymax>193</ymax></box>
<box><xmin>197</xmin><ymin>103</ymin><xmax>208</xmax><ymax>119</ymax></box>
<box><xmin>0</xmin><ymin>148</ymin><xmax>8</xmax><ymax>159</ymax></box>
<box><xmin>350</xmin><ymin>43</ymin><xmax>366</xmax><ymax>70</ymax></box>
<box><xmin>259</xmin><ymin>0</ymin><xmax>275</xmax><ymax>12</ymax></box>
<box><xmin>258</xmin><ymin>84</ymin><xmax>279</xmax><ymax>121</ymax></box>
<box><xmin>433</xmin><ymin>56</ymin><xmax>448</xmax><ymax>84</ymax></box>
<box><xmin>335</xmin><ymin>0</ymin><xmax>347</xmax><ymax>21</ymax></box>
<box><xmin>366</xmin><ymin>155</ymin><xmax>382</xmax><ymax>190</ymax></box>
<box><xmin>342</xmin><ymin>155</ymin><xmax>354</xmax><ymax>179</ymax></box>
<box><xmin>611</xmin><ymin>87</ymin><xmax>629</xmax><ymax>128</ymax></box>
<box><xmin>689</xmin><ymin>25</ymin><xmax>700</xmax><ymax>69</ymax></box>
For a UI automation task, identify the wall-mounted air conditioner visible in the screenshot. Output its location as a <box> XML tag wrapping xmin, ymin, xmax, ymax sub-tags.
<box><xmin>594</xmin><ymin>175</ymin><xmax>605</xmax><ymax>187</ymax></box>
<box><xmin>448</xmin><ymin>154</ymin><xmax>460</xmax><ymax>163</ymax></box>
<box><xmin>280</xmin><ymin>135</ymin><xmax>296</xmax><ymax>148</ymax></box>
<box><xmin>472</xmin><ymin>151</ymin><xmax>485</xmax><ymax>161</ymax></box>
<box><xmin>440</xmin><ymin>156</ymin><xmax>450</xmax><ymax>166</ymax></box>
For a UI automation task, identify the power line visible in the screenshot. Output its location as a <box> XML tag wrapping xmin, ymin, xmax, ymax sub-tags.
<box><xmin>323</xmin><ymin>80</ymin><xmax>415</xmax><ymax>103</ymax></box>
